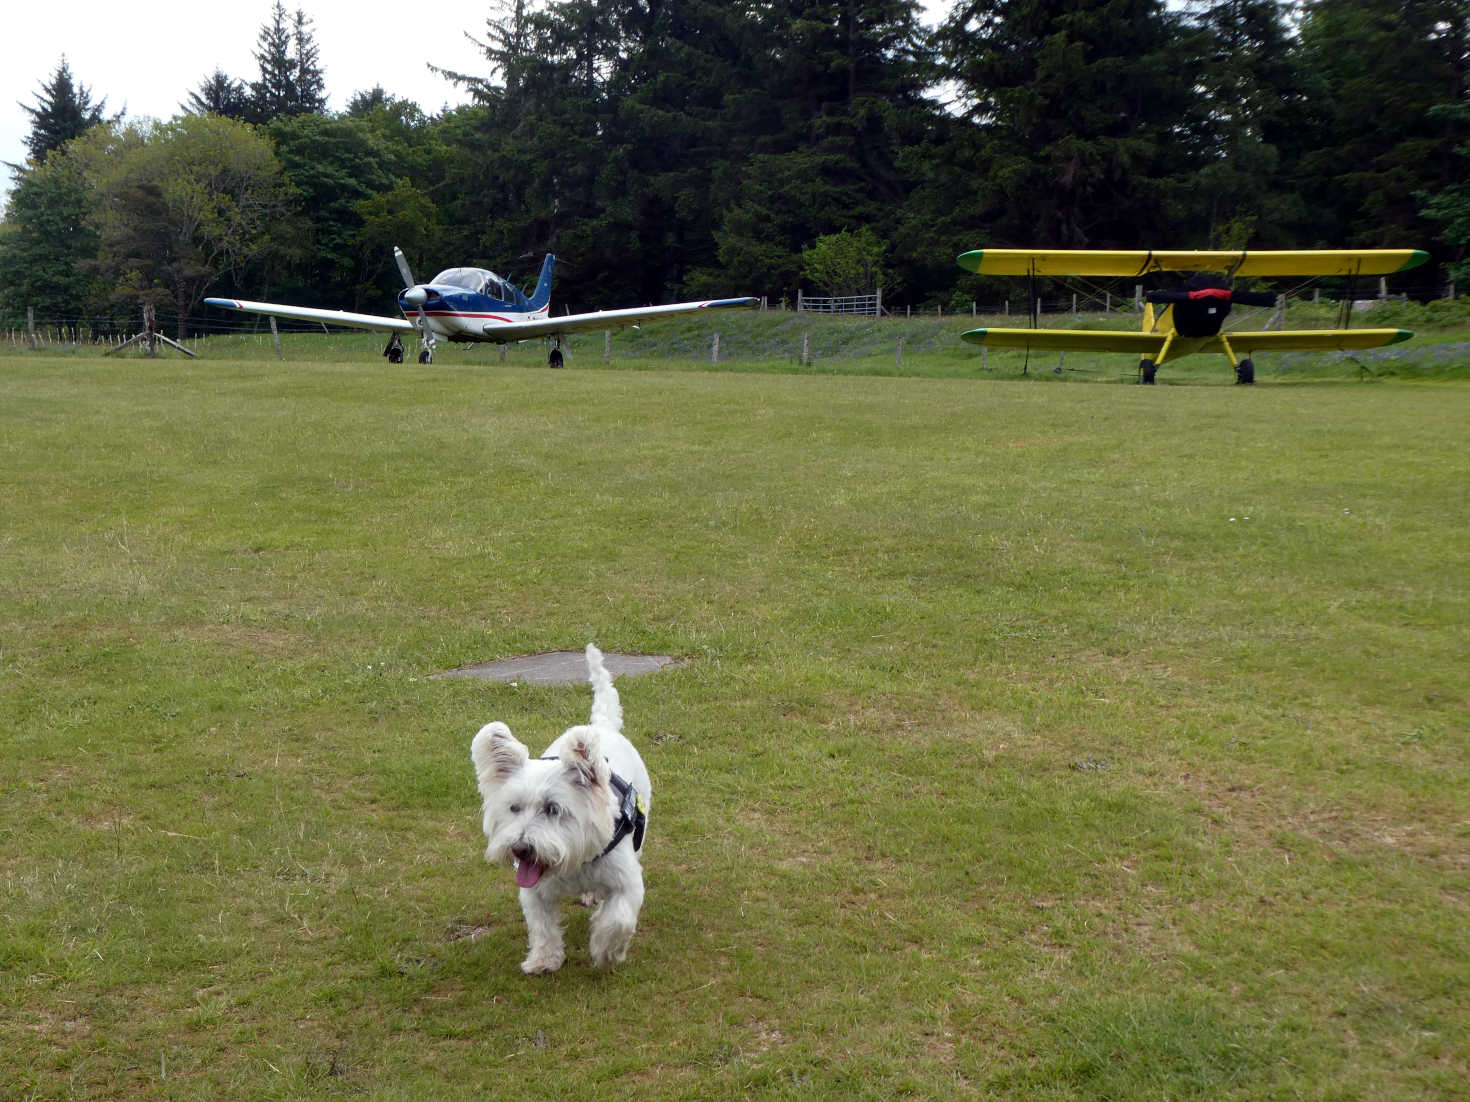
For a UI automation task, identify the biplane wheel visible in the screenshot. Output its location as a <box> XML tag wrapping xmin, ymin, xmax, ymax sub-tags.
<box><xmin>1235</xmin><ymin>358</ymin><xmax>1255</xmax><ymax>385</ymax></box>
<box><xmin>549</xmin><ymin>347</ymin><xmax>564</xmax><ymax>369</ymax></box>
<box><xmin>1139</xmin><ymin>358</ymin><xmax>1158</xmax><ymax>385</ymax></box>
<box><xmin>418</xmin><ymin>349</ymin><xmax>432</xmax><ymax>364</ymax></box>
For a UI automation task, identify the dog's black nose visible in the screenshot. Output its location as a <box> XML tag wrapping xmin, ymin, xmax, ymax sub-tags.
<box><xmin>511</xmin><ymin>842</ymin><xmax>536</xmax><ymax>864</ymax></box>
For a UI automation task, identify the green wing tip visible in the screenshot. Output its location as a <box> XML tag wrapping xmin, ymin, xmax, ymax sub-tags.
<box><xmin>1391</xmin><ymin>329</ymin><xmax>1414</xmax><ymax>344</ymax></box>
<box><xmin>1401</xmin><ymin>250</ymin><xmax>1430</xmax><ymax>272</ymax></box>
<box><xmin>959</xmin><ymin>329</ymin><xmax>988</xmax><ymax>344</ymax></box>
<box><xmin>957</xmin><ymin>250</ymin><xmax>982</xmax><ymax>272</ymax></box>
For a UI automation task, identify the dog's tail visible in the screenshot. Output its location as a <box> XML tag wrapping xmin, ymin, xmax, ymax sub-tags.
<box><xmin>586</xmin><ymin>644</ymin><xmax>622</xmax><ymax>733</ymax></box>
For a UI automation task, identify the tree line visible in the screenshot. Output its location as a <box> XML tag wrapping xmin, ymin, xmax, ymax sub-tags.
<box><xmin>2</xmin><ymin>0</ymin><xmax>1467</xmax><ymax>339</ymax></box>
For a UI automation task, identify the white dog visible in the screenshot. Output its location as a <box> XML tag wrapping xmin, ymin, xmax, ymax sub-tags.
<box><xmin>470</xmin><ymin>644</ymin><xmax>651</xmax><ymax>973</ymax></box>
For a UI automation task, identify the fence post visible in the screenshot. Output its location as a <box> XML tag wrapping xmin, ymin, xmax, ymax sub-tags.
<box><xmin>27</xmin><ymin>306</ymin><xmax>37</xmax><ymax>350</ymax></box>
<box><xmin>797</xmin><ymin>288</ymin><xmax>805</xmax><ymax>313</ymax></box>
<box><xmin>1135</xmin><ymin>284</ymin><xmax>1144</xmax><ymax>312</ymax></box>
<box><xmin>711</xmin><ymin>333</ymin><xmax>719</xmax><ymax>364</ymax></box>
<box><xmin>268</xmin><ymin>316</ymin><xmax>283</xmax><ymax>360</ymax></box>
<box><xmin>604</xmin><ymin>329</ymin><xmax>611</xmax><ymax>364</ymax></box>
<box><xmin>896</xmin><ymin>336</ymin><xmax>903</xmax><ymax>372</ymax></box>
<box><xmin>801</xmin><ymin>332</ymin><xmax>810</xmax><ymax>367</ymax></box>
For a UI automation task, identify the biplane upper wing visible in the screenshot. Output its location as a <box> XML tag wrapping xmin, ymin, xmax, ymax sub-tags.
<box><xmin>956</xmin><ymin>249</ymin><xmax>1429</xmax><ymax>278</ymax></box>
<box><xmin>203</xmin><ymin>297</ymin><xmax>417</xmax><ymax>334</ymax></box>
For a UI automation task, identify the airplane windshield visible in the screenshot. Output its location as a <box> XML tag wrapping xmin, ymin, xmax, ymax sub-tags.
<box><xmin>432</xmin><ymin>267</ymin><xmax>515</xmax><ymax>301</ymax></box>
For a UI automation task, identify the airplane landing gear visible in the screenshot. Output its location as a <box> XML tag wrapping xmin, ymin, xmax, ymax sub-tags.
<box><xmin>1235</xmin><ymin>357</ymin><xmax>1255</xmax><ymax>385</ymax></box>
<box><xmin>418</xmin><ymin>348</ymin><xmax>433</xmax><ymax>364</ymax></box>
<box><xmin>549</xmin><ymin>342</ymin><xmax>564</xmax><ymax>369</ymax></box>
<box><xmin>383</xmin><ymin>335</ymin><xmax>404</xmax><ymax>363</ymax></box>
<box><xmin>1139</xmin><ymin>358</ymin><xmax>1158</xmax><ymax>384</ymax></box>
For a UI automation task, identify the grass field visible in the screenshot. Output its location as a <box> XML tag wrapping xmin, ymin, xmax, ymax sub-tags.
<box><xmin>2</xmin><ymin>343</ymin><xmax>1466</xmax><ymax>1099</ymax></box>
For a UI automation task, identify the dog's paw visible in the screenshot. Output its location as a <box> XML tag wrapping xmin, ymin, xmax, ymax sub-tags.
<box><xmin>521</xmin><ymin>949</ymin><xmax>565</xmax><ymax>974</ymax></box>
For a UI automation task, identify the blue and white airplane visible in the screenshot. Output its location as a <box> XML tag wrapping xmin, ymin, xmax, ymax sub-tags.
<box><xmin>205</xmin><ymin>248</ymin><xmax>755</xmax><ymax>366</ymax></box>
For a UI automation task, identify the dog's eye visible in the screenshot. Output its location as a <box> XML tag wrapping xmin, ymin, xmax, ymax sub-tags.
<box><xmin>509</xmin><ymin>803</ymin><xmax>522</xmax><ymax>814</ymax></box>
<box><xmin>544</xmin><ymin>801</ymin><xmax>560</xmax><ymax>818</ymax></box>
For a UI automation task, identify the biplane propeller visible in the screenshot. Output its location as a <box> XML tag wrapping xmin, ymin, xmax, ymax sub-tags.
<box><xmin>955</xmin><ymin>248</ymin><xmax>1429</xmax><ymax>383</ymax></box>
<box><xmin>206</xmin><ymin>250</ymin><xmax>755</xmax><ymax>367</ymax></box>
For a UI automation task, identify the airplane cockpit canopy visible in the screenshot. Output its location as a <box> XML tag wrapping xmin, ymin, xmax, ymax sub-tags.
<box><xmin>431</xmin><ymin>267</ymin><xmax>519</xmax><ymax>303</ymax></box>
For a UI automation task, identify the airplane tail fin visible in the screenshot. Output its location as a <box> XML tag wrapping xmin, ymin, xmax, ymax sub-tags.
<box><xmin>526</xmin><ymin>254</ymin><xmax>555</xmax><ymax>310</ymax></box>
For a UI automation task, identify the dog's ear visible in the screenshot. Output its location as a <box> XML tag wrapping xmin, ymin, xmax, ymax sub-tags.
<box><xmin>559</xmin><ymin>726</ymin><xmax>607</xmax><ymax>790</ymax></box>
<box><xmin>470</xmin><ymin>722</ymin><xmax>528</xmax><ymax>794</ymax></box>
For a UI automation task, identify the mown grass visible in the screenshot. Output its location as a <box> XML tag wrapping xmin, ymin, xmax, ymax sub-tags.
<box><xmin>1</xmin><ymin>349</ymin><xmax>1466</xmax><ymax>1099</ymax></box>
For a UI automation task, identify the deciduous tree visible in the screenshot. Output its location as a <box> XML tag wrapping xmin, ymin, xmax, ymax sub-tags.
<box><xmin>62</xmin><ymin>115</ymin><xmax>297</xmax><ymax>338</ymax></box>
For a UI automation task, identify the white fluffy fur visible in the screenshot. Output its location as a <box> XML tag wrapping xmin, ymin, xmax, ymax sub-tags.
<box><xmin>470</xmin><ymin>644</ymin><xmax>652</xmax><ymax>973</ymax></box>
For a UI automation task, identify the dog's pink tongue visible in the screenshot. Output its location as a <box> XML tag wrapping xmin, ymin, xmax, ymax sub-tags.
<box><xmin>515</xmin><ymin>861</ymin><xmax>544</xmax><ymax>888</ymax></box>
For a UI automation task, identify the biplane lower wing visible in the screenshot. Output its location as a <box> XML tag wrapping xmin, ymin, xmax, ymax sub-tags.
<box><xmin>959</xmin><ymin>328</ymin><xmax>1167</xmax><ymax>354</ymax></box>
<box><xmin>1224</xmin><ymin>329</ymin><xmax>1414</xmax><ymax>353</ymax></box>
<box><xmin>961</xmin><ymin>326</ymin><xmax>1413</xmax><ymax>362</ymax></box>
<box><xmin>956</xmin><ymin>249</ymin><xmax>1429</xmax><ymax>278</ymax></box>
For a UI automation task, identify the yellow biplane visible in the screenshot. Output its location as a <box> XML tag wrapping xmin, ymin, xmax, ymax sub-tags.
<box><xmin>956</xmin><ymin>248</ymin><xmax>1429</xmax><ymax>383</ymax></box>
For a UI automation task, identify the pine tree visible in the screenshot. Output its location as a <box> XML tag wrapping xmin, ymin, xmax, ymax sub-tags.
<box><xmin>18</xmin><ymin>57</ymin><xmax>112</xmax><ymax>165</ymax></box>
<box><xmin>248</xmin><ymin>2</ymin><xmax>327</xmax><ymax>121</ymax></box>
<box><xmin>1293</xmin><ymin>0</ymin><xmax>1467</xmax><ymax>245</ymax></box>
<box><xmin>935</xmin><ymin>0</ymin><xmax>1203</xmax><ymax>248</ymax></box>
<box><xmin>292</xmin><ymin>8</ymin><xmax>328</xmax><ymax>115</ymax></box>
<box><xmin>183</xmin><ymin>69</ymin><xmax>252</xmax><ymax>120</ymax></box>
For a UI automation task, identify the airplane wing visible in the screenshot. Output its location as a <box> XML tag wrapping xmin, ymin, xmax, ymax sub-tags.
<box><xmin>1226</xmin><ymin>329</ymin><xmax>1414</xmax><ymax>353</ymax></box>
<box><xmin>957</xmin><ymin>249</ymin><xmax>1429</xmax><ymax>278</ymax></box>
<box><xmin>960</xmin><ymin>327</ymin><xmax>1168</xmax><ymax>354</ymax></box>
<box><xmin>474</xmin><ymin>298</ymin><xmax>758</xmax><ymax>343</ymax></box>
<box><xmin>960</xmin><ymin>326</ymin><xmax>1415</xmax><ymax>358</ymax></box>
<box><xmin>203</xmin><ymin>297</ymin><xmax>416</xmax><ymax>334</ymax></box>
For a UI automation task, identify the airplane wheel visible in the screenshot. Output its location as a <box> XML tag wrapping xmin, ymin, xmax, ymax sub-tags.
<box><xmin>418</xmin><ymin>349</ymin><xmax>432</xmax><ymax>364</ymax></box>
<box><xmin>549</xmin><ymin>348</ymin><xmax>564</xmax><ymax>369</ymax></box>
<box><xmin>1139</xmin><ymin>359</ymin><xmax>1158</xmax><ymax>385</ymax></box>
<box><xmin>1235</xmin><ymin>358</ymin><xmax>1255</xmax><ymax>385</ymax></box>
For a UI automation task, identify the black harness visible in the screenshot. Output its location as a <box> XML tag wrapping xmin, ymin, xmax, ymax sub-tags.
<box><xmin>602</xmin><ymin>771</ymin><xmax>648</xmax><ymax>858</ymax></box>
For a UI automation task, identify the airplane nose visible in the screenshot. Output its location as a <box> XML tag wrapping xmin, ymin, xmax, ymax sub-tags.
<box><xmin>402</xmin><ymin>286</ymin><xmax>428</xmax><ymax>307</ymax></box>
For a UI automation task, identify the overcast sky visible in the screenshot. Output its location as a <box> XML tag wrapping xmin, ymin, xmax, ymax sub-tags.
<box><xmin>5</xmin><ymin>1</ymin><xmax>950</xmax><ymax>208</ymax></box>
<box><xmin>2</xmin><ymin>0</ymin><xmax>486</xmax><ymax>201</ymax></box>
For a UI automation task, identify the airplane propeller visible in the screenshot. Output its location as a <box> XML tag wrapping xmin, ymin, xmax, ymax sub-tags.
<box><xmin>393</xmin><ymin>246</ymin><xmax>435</xmax><ymax>362</ymax></box>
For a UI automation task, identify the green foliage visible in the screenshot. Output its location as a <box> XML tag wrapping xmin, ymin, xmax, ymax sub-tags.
<box><xmin>1293</xmin><ymin>0</ymin><xmax>1467</xmax><ymax>245</ymax></box>
<box><xmin>801</xmin><ymin>226</ymin><xmax>890</xmax><ymax>294</ymax></box>
<box><xmin>60</xmin><ymin>116</ymin><xmax>297</xmax><ymax>336</ymax></box>
<box><xmin>268</xmin><ymin>114</ymin><xmax>398</xmax><ymax>306</ymax></box>
<box><xmin>1419</xmin><ymin>105</ymin><xmax>1470</xmax><ymax>286</ymax></box>
<box><xmin>0</xmin><ymin>156</ymin><xmax>103</xmax><ymax>322</ymax></box>
<box><xmin>5</xmin><ymin>0</ymin><xmax>1468</xmax><ymax>321</ymax></box>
